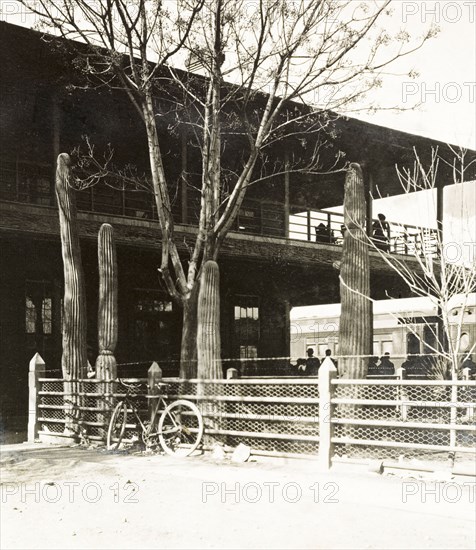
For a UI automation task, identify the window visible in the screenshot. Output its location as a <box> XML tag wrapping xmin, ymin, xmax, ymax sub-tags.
<box><xmin>25</xmin><ymin>281</ymin><xmax>54</xmax><ymax>358</ymax></box>
<box><xmin>135</xmin><ymin>296</ymin><xmax>172</xmax><ymax>313</ymax></box>
<box><xmin>373</xmin><ymin>341</ymin><xmax>380</xmax><ymax>356</ymax></box>
<box><xmin>42</xmin><ymin>298</ymin><xmax>52</xmax><ymax>334</ymax></box>
<box><xmin>423</xmin><ymin>323</ymin><xmax>438</xmax><ymax>354</ymax></box>
<box><xmin>318</xmin><ymin>343</ymin><xmax>329</xmax><ymax>357</ymax></box>
<box><xmin>407</xmin><ymin>333</ymin><xmax>420</xmax><ymax>355</ymax></box>
<box><xmin>373</xmin><ymin>336</ymin><xmax>393</xmax><ymax>357</ymax></box>
<box><xmin>240</xmin><ymin>345</ymin><xmax>258</xmax><ymax>359</ymax></box>
<box><xmin>132</xmin><ymin>290</ymin><xmax>174</xmax><ymax>361</ymax></box>
<box><xmin>459</xmin><ymin>332</ymin><xmax>470</xmax><ymax>352</ymax></box>
<box><xmin>25</xmin><ymin>281</ymin><xmax>53</xmax><ymax>335</ymax></box>
<box><xmin>234</xmin><ymin>296</ymin><xmax>260</xmax><ymax>356</ymax></box>
<box><xmin>25</xmin><ymin>297</ymin><xmax>36</xmax><ymax>334</ymax></box>
<box><xmin>382</xmin><ymin>341</ymin><xmax>393</xmax><ymax>355</ymax></box>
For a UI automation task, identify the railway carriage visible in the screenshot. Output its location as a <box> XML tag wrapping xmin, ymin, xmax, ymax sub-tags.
<box><xmin>290</xmin><ymin>294</ymin><xmax>476</xmax><ymax>369</ymax></box>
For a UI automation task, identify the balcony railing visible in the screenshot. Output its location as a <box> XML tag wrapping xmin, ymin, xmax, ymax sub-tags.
<box><xmin>0</xmin><ymin>159</ymin><xmax>439</xmax><ymax>256</ymax></box>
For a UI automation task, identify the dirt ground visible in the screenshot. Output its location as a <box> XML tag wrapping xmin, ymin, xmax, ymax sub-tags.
<box><xmin>1</xmin><ymin>443</ymin><xmax>475</xmax><ymax>550</ymax></box>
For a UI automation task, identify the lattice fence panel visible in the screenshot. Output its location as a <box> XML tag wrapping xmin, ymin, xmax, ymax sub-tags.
<box><xmin>332</xmin><ymin>381</ymin><xmax>476</xmax><ymax>465</ymax></box>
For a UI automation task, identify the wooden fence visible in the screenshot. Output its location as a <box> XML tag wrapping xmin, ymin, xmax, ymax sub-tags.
<box><xmin>28</xmin><ymin>355</ymin><xmax>476</xmax><ymax>468</ymax></box>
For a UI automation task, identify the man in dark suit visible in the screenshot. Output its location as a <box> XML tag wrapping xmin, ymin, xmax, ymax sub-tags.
<box><xmin>305</xmin><ymin>348</ymin><xmax>321</xmax><ymax>376</ymax></box>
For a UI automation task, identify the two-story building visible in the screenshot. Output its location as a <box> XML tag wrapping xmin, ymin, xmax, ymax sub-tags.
<box><xmin>1</xmin><ymin>21</ymin><xmax>474</xmax><ymax>432</ymax></box>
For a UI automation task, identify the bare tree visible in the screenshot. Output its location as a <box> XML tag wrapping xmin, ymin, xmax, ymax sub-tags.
<box><xmin>21</xmin><ymin>0</ymin><xmax>438</xmax><ymax>377</ymax></box>
<box><xmin>364</xmin><ymin>147</ymin><xmax>476</xmax><ymax>379</ymax></box>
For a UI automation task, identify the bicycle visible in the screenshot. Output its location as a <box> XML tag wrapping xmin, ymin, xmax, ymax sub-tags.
<box><xmin>106</xmin><ymin>379</ymin><xmax>204</xmax><ymax>456</ymax></box>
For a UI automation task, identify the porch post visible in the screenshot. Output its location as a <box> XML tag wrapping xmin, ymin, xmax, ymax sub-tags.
<box><xmin>181</xmin><ymin>132</ymin><xmax>188</xmax><ymax>224</ymax></box>
<box><xmin>284</xmin><ymin>151</ymin><xmax>290</xmax><ymax>238</ymax></box>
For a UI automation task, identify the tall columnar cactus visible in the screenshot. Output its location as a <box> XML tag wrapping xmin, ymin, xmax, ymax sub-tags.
<box><xmin>56</xmin><ymin>153</ymin><xmax>88</xmax><ymax>380</ymax></box>
<box><xmin>338</xmin><ymin>163</ymin><xmax>372</xmax><ymax>379</ymax></box>
<box><xmin>95</xmin><ymin>223</ymin><xmax>118</xmax><ymax>382</ymax></box>
<box><xmin>197</xmin><ymin>260</ymin><xmax>222</xmax><ymax>379</ymax></box>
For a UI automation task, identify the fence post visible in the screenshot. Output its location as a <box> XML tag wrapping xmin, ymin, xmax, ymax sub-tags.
<box><xmin>148</xmin><ymin>362</ymin><xmax>162</xmax><ymax>426</ymax></box>
<box><xmin>318</xmin><ymin>357</ymin><xmax>338</xmax><ymax>469</ymax></box>
<box><xmin>396</xmin><ymin>367</ymin><xmax>408</xmax><ymax>421</ymax></box>
<box><xmin>28</xmin><ymin>353</ymin><xmax>45</xmax><ymax>443</ymax></box>
<box><xmin>462</xmin><ymin>368</ymin><xmax>474</xmax><ymax>420</ymax></box>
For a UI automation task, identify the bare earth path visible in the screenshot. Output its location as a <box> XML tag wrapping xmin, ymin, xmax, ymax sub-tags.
<box><xmin>1</xmin><ymin>444</ymin><xmax>475</xmax><ymax>549</ymax></box>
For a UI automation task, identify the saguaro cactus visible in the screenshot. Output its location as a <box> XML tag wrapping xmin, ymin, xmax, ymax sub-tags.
<box><xmin>56</xmin><ymin>153</ymin><xmax>88</xmax><ymax>380</ymax></box>
<box><xmin>197</xmin><ymin>260</ymin><xmax>222</xmax><ymax>379</ymax></box>
<box><xmin>338</xmin><ymin>163</ymin><xmax>372</xmax><ymax>379</ymax></box>
<box><xmin>95</xmin><ymin>223</ymin><xmax>118</xmax><ymax>382</ymax></box>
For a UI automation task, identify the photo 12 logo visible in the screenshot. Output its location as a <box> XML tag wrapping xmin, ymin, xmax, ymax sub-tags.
<box><xmin>402</xmin><ymin>2</ymin><xmax>476</xmax><ymax>24</ymax></box>
<box><xmin>202</xmin><ymin>481</ymin><xmax>339</xmax><ymax>504</ymax></box>
<box><xmin>402</xmin><ymin>481</ymin><xmax>476</xmax><ymax>503</ymax></box>
<box><xmin>1</xmin><ymin>481</ymin><xmax>140</xmax><ymax>504</ymax></box>
<box><xmin>402</xmin><ymin>82</ymin><xmax>476</xmax><ymax>104</ymax></box>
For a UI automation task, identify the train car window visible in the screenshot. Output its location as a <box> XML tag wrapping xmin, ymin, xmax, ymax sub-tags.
<box><xmin>306</xmin><ymin>342</ymin><xmax>317</xmax><ymax>356</ymax></box>
<box><xmin>459</xmin><ymin>332</ymin><xmax>470</xmax><ymax>352</ymax></box>
<box><xmin>407</xmin><ymin>333</ymin><xmax>420</xmax><ymax>355</ymax></box>
<box><xmin>382</xmin><ymin>341</ymin><xmax>393</xmax><ymax>355</ymax></box>
<box><xmin>373</xmin><ymin>342</ymin><xmax>380</xmax><ymax>356</ymax></box>
<box><xmin>318</xmin><ymin>344</ymin><xmax>328</xmax><ymax>357</ymax></box>
<box><xmin>423</xmin><ymin>324</ymin><xmax>438</xmax><ymax>354</ymax></box>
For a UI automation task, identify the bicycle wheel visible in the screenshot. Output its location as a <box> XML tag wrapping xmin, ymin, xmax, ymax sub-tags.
<box><xmin>158</xmin><ymin>400</ymin><xmax>204</xmax><ymax>457</ymax></box>
<box><xmin>107</xmin><ymin>401</ymin><xmax>128</xmax><ymax>450</ymax></box>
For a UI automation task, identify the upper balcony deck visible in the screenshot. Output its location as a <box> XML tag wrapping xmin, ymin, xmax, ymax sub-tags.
<box><xmin>0</xmin><ymin>158</ymin><xmax>439</xmax><ymax>268</ymax></box>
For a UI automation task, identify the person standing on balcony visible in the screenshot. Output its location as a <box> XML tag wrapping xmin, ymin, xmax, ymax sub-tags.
<box><xmin>372</xmin><ymin>213</ymin><xmax>390</xmax><ymax>252</ymax></box>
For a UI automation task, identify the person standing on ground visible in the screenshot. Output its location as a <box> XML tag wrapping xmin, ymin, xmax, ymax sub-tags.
<box><xmin>305</xmin><ymin>348</ymin><xmax>321</xmax><ymax>376</ymax></box>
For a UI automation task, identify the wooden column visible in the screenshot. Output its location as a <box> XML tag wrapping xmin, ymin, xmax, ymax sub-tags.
<box><xmin>436</xmin><ymin>178</ymin><xmax>444</xmax><ymax>243</ymax></box>
<box><xmin>283</xmin><ymin>299</ymin><xmax>291</xmax><ymax>358</ymax></box>
<box><xmin>284</xmin><ymin>151</ymin><xmax>290</xmax><ymax>238</ymax></box>
<box><xmin>181</xmin><ymin>132</ymin><xmax>188</xmax><ymax>224</ymax></box>
<box><xmin>365</xmin><ymin>168</ymin><xmax>374</xmax><ymax>238</ymax></box>
<box><xmin>52</xmin><ymin>94</ymin><xmax>61</xmax><ymax>205</ymax></box>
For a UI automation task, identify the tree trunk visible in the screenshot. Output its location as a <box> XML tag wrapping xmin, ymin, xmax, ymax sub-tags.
<box><xmin>339</xmin><ymin>163</ymin><xmax>372</xmax><ymax>379</ymax></box>
<box><xmin>196</xmin><ymin>260</ymin><xmax>223</xmax><ymax>447</ymax></box>
<box><xmin>55</xmin><ymin>153</ymin><xmax>88</xmax><ymax>434</ymax></box>
<box><xmin>180</xmin><ymin>282</ymin><xmax>199</xmax><ymax>379</ymax></box>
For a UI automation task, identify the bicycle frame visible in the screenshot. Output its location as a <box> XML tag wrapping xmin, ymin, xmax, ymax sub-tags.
<box><xmin>107</xmin><ymin>379</ymin><xmax>204</xmax><ymax>455</ymax></box>
<box><xmin>116</xmin><ymin>382</ymin><xmax>181</xmax><ymax>442</ymax></box>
